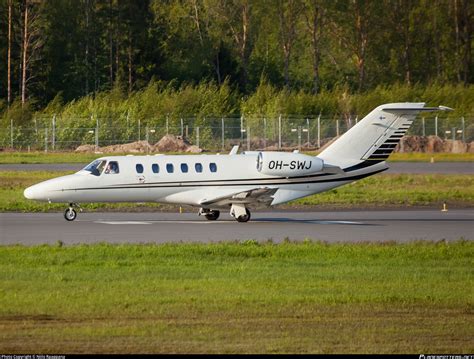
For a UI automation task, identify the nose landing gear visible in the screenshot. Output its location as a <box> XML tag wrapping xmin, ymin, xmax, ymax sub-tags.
<box><xmin>64</xmin><ymin>203</ymin><xmax>81</xmax><ymax>221</ymax></box>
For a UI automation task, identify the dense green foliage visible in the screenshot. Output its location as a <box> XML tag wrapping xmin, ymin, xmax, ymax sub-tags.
<box><xmin>1</xmin><ymin>1</ymin><xmax>473</xmax><ymax>149</ymax></box>
<box><xmin>1</xmin><ymin>82</ymin><xmax>473</xmax><ymax>150</ymax></box>
<box><xmin>0</xmin><ymin>241</ymin><xmax>472</xmax><ymax>353</ymax></box>
<box><xmin>1</xmin><ymin>0</ymin><xmax>473</xmax><ymax>105</ymax></box>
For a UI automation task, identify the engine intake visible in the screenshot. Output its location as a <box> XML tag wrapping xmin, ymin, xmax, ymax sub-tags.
<box><xmin>256</xmin><ymin>152</ymin><xmax>324</xmax><ymax>177</ymax></box>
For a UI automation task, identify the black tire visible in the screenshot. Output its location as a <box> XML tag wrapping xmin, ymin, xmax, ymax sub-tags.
<box><xmin>64</xmin><ymin>208</ymin><xmax>77</xmax><ymax>221</ymax></box>
<box><xmin>236</xmin><ymin>208</ymin><xmax>251</xmax><ymax>223</ymax></box>
<box><xmin>204</xmin><ymin>210</ymin><xmax>220</xmax><ymax>221</ymax></box>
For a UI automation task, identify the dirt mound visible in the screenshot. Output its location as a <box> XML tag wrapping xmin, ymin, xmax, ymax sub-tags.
<box><xmin>74</xmin><ymin>134</ymin><xmax>471</xmax><ymax>154</ymax></box>
<box><xmin>468</xmin><ymin>142</ymin><xmax>474</xmax><ymax>153</ymax></box>
<box><xmin>75</xmin><ymin>144</ymin><xmax>96</xmax><ymax>153</ymax></box>
<box><xmin>101</xmin><ymin>141</ymin><xmax>152</xmax><ymax>153</ymax></box>
<box><xmin>185</xmin><ymin>145</ymin><xmax>203</xmax><ymax>153</ymax></box>
<box><xmin>396</xmin><ymin>135</ymin><xmax>470</xmax><ymax>153</ymax></box>
<box><xmin>154</xmin><ymin>134</ymin><xmax>193</xmax><ymax>152</ymax></box>
<box><xmin>74</xmin><ymin>135</ymin><xmax>202</xmax><ymax>153</ymax></box>
<box><xmin>397</xmin><ymin>135</ymin><xmax>428</xmax><ymax>152</ymax></box>
<box><xmin>249</xmin><ymin>137</ymin><xmax>267</xmax><ymax>149</ymax></box>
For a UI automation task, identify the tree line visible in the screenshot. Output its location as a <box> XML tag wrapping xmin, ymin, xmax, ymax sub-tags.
<box><xmin>0</xmin><ymin>0</ymin><xmax>472</xmax><ymax>111</ymax></box>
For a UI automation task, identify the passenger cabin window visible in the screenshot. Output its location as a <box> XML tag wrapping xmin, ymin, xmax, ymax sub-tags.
<box><xmin>166</xmin><ymin>163</ymin><xmax>174</xmax><ymax>173</ymax></box>
<box><xmin>104</xmin><ymin>161</ymin><xmax>119</xmax><ymax>174</ymax></box>
<box><xmin>181</xmin><ymin>163</ymin><xmax>188</xmax><ymax>173</ymax></box>
<box><xmin>195</xmin><ymin>163</ymin><xmax>203</xmax><ymax>173</ymax></box>
<box><xmin>136</xmin><ymin>164</ymin><xmax>144</xmax><ymax>173</ymax></box>
<box><xmin>209</xmin><ymin>162</ymin><xmax>217</xmax><ymax>173</ymax></box>
<box><xmin>152</xmin><ymin>164</ymin><xmax>159</xmax><ymax>173</ymax></box>
<box><xmin>83</xmin><ymin>159</ymin><xmax>106</xmax><ymax>176</ymax></box>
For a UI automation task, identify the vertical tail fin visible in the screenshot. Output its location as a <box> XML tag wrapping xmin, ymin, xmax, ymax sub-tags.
<box><xmin>318</xmin><ymin>103</ymin><xmax>452</xmax><ymax>168</ymax></box>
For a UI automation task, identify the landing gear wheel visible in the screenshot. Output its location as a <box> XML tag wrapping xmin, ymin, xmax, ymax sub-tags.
<box><xmin>204</xmin><ymin>210</ymin><xmax>220</xmax><ymax>221</ymax></box>
<box><xmin>64</xmin><ymin>208</ymin><xmax>77</xmax><ymax>221</ymax></box>
<box><xmin>236</xmin><ymin>208</ymin><xmax>251</xmax><ymax>223</ymax></box>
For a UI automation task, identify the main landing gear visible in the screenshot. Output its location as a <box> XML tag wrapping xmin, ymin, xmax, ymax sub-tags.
<box><xmin>230</xmin><ymin>204</ymin><xmax>251</xmax><ymax>223</ymax></box>
<box><xmin>198</xmin><ymin>208</ymin><xmax>220</xmax><ymax>221</ymax></box>
<box><xmin>64</xmin><ymin>203</ymin><xmax>81</xmax><ymax>221</ymax></box>
<box><xmin>199</xmin><ymin>204</ymin><xmax>251</xmax><ymax>222</ymax></box>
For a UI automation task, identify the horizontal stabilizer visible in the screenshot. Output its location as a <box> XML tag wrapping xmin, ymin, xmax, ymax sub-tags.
<box><xmin>382</xmin><ymin>105</ymin><xmax>453</xmax><ymax>113</ymax></box>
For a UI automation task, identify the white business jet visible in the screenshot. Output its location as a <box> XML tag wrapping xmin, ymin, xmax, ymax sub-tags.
<box><xmin>24</xmin><ymin>103</ymin><xmax>451</xmax><ymax>222</ymax></box>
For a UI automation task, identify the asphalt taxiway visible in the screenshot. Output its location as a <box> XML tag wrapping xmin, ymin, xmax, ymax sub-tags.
<box><xmin>1</xmin><ymin>210</ymin><xmax>472</xmax><ymax>245</ymax></box>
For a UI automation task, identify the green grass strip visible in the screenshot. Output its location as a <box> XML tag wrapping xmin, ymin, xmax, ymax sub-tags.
<box><xmin>0</xmin><ymin>241</ymin><xmax>472</xmax><ymax>353</ymax></box>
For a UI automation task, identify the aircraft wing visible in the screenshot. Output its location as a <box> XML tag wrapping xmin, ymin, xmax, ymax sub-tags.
<box><xmin>199</xmin><ymin>187</ymin><xmax>278</xmax><ymax>207</ymax></box>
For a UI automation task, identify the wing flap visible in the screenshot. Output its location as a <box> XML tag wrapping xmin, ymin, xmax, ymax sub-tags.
<box><xmin>199</xmin><ymin>187</ymin><xmax>278</xmax><ymax>207</ymax></box>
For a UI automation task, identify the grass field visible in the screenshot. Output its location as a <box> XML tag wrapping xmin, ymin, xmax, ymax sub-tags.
<box><xmin>1</xmin><ymin>170</ymin><xmax>473</xmax><ymax>212</ymax></box>
<box><xmin>0</xmin><ymin>151</ymin><xmax>473</xmax><ymax>164</ymax></box>
<box><xmin>0</xmin><ymin>241</ymin><xmax>472</xmax><ymax>353</ymax></box>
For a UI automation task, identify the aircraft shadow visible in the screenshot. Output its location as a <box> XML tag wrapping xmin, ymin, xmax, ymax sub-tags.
<box><xmin>253</xmin><ymin>217</ymin><xmax>378</xmax><ymax>226</ymax></box>
<box><xmin>108</xmin><ymin>218</ymin><xmax>378</xmax><ymax>226</ymax></box>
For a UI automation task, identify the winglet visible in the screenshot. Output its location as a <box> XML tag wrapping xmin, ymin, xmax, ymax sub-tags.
<box><xmin>382</xmin><ymin>104</ymin><xmax>454</xmax><ymax>113</ymax></box>
<box><xmin>438</xmin><ymin>105</ymin><xmax>454</xmax><ymax>111</ymax></box>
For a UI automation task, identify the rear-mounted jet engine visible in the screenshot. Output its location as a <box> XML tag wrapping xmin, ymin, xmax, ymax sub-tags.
<box><xmin>256</xmin><ymin>151</ymin><xmax>324</xmax><ymax>177</ymax></box>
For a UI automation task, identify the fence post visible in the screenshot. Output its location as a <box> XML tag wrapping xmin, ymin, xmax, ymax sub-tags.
<box><xmin>221</xmin><ymin>117</ymin><xmax>225</xmax><ymax>151</ymax></box>
<box><xmin>145</xmin><ymin>125</ymin><xmax>149</xmax><ymax>153</ymax></box>
<box><xmin>44</xmin><ymin>127</ymin><xmax>48</xmax><ymax>153</ymax></box>
<box><xmin>317</xmin><ymin>114</ymin><xmax>321</xmax><ymax>149</ymax></box>
<box><xmin>138</xmin><ymin>118</ymin><xmax>141</xmax><ymax>141</ymax></box>
<box><xmin>263</xmin><ymin>117</ymin><xmax>267</xmax><ymax>149</ymax></box>
<box><xmin>298</xmin><ymin>126</ymin><xmax>301</xmax><ymax>151</ymax></box>
<box><xmin>126</xmin><ymin>110</ymin><xmax>130</xmax><ymax>141</ymax></box>
<box><xmin>461</xmin><ymin>117</ymin><xmax>465</xmax><ymax>142</ymax></box>
<box><xmin>166</xmin><ymin>115</ymin><xmax>169</xmax><ymax>135</ymax></box>
<box><xmin>247</xmin><ymin>126</ymin><xmax>250</xmax><ymax>151</ymax></box>
<box><xmin>278</xmin><ymin>114</ymin><xmax>282</xmax><ymax>150</ymax></box>
<box><xmin>336</xmin><ymin>119</ymin><xmax>340</xmax><ymax>137</ymax></box>
<box><xmin>52</xmin><ymin>114</ymin><xmax>56</xmax><ymax>150</ymax></box>
<box><xmin>435</xmin><ymin>115</ymin><xmax>438</xmax><ymax>137</ymax></box>
<box><xmin>196</xmin><ymin>126</ymin><xmax>200</xmax><ymax>149</ymax></box>
<box><xmin>306</xmin><ymin>118</ymin><xmax>310</xmax><ymax>147</ymax></box>
<box><xmin>10</xmin><ymin>119</ymin><xmax>13</xmax><ymax>149</ymax></box>
<box><xmin>181</xmin><ymin>118</ymin><xmax>184</xmax><ymax>137</ymax></box>
<box><xmin>95</xmin><ymin>115</ymin><xmax>99</xmax><ymax>150</ymax></box>
<box><xmin>240</xmin><ymin>115</ymin><xmax>244</xmax><ymax>142</ymax></box>
<box><xmin>422</xmin><ymin>117</ymin><xmax>425</xmax><ymax>136</ymax></box>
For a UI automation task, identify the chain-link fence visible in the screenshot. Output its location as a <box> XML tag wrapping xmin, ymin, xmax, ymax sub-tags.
<box><xmin>1</xmin><ymin>114</ymin><xmax>473</xmax><ymax>152</ymax></box>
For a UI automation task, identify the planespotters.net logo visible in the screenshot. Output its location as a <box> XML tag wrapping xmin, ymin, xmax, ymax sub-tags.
<box><xmin>420</xmin><ymin>355</ymin><xmax>474</xmax><ymax>359</ymax></box>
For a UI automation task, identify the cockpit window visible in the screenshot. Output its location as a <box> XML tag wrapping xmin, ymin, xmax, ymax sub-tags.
<box><xmin>104</xmin><ymin>161</ymin><xmax>119</xmax><ymax>174</ymax></box>
<box><xmin>83</xmin><ymin>160</ymin><xmax>107</xmax><ymax>176</ymax></box>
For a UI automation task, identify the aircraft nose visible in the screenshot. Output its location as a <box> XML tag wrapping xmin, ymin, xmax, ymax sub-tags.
<box><xmin>24</xmin><ymin>184</ymin><xmax>43</xmax><ymax>200</ymax></box>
